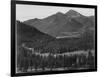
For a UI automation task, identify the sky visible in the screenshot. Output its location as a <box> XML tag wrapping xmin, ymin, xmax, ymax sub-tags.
<box><xmin>16</xmin><ymin>4</ymin><xmax>95</xmax><ymax>21</ymax></box>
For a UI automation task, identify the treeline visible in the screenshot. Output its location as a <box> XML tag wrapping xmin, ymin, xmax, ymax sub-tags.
<box><xmin>17</xmin><ymin>48</ymin><xmax>95</xmax><ymax>72</ymax></box>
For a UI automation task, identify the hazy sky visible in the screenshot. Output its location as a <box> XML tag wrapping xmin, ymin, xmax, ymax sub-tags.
<box><xmin>16</xmin><ymin>4</ymin><xmax>95</xmax><ymax>21</ymax></box>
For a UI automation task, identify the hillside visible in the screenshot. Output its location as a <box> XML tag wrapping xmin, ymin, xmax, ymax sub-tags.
<box><xmin>16</xmin><ymin>20</ymin><xmax>55</xmax><ymax>48</ymax></box>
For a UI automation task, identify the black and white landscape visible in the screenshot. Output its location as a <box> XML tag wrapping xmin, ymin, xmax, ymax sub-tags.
<box><xmin>16</xmin><ymin>5</ymin><xmax>95</xmax><ymax>73</ymax></box>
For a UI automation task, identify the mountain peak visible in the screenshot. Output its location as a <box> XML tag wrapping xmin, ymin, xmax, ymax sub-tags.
<box><xmin>66</xmin><ymin>9</ymin><xmax>81</xmax><ymax>17</ymax></box>
<box><xmin>54</xmin><ymin>12</ymin><xmax>66</xmax><ymax>19</ymax></box>
<box><xmin>55</xmin><ymin>12</ymin><xmax>65</xmax><ymax>17</ymax></box>
<box><xmin>56</xmin><ymin>12</ymin><xmax>64</xmax><ymax>15</ymax></box>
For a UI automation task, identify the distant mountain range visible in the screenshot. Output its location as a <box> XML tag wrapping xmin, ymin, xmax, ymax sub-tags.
<box><xmin>16</xmin><ymin>9</ymin><xmax>95</xmax><ymax>53</ymax></box>
<box><xmin>23</xmin><ymin>9</ymin><xmax>95</xmax><ymax>38</ymax></box>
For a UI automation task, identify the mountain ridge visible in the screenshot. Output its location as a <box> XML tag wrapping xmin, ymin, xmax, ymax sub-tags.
<box><xmin>23</xmin><ymin>10</ymin><xmax>95</xmax><ymax>38</ymax></box>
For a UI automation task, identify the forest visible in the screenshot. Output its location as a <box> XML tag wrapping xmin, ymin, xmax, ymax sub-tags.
<box><xmin>17</xmin><ymin>47</ymin><xmax>95</xmax><ymax>72</ymax></box>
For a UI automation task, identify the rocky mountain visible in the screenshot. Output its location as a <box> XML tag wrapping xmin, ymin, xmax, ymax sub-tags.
<box><xmin>17</xmin><ymin>9</ymin><xmax>95</xmax><ymax>54</ymax></box>
<box><xmin>23</xmin><ymin>10</ymin><xmax>95</xmax><ymax>38</ymax></box>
